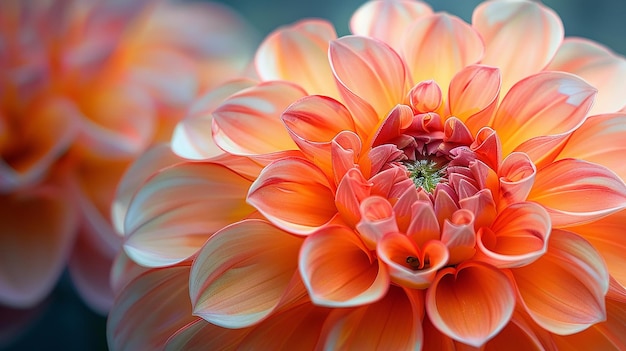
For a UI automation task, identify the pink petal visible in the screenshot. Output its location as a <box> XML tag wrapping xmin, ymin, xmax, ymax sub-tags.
<box><xmin>378</xmin><ymin>233</ymin><xmax>449</xmax><ymax>289</ymax></box>
<box><xmin>491</xmin><ymin>72</ymin><xmax>596</xmax><ymax>157</ymax></box>
<box><xmin>109</xmin><ymin>251</ymin><xmax>150</xmax><ymax>296</ymax></box>
<box><xmin>406</xmin><ymin>200</ymin><xmax>440</xmax><ymax>246</ymax></box>
<box><xmin>513</xmin><ymin>230</ymin><xmax>609</xmax><ymax>334</ymax></box>
<box><xmin>124</xmin><ymin>162</ymin><xmax>254</xmax><ymax>267</ymax></box>
<box><xmin>528</xmin><ymin>158</ymin><xmax>626</xmax><ymax>227</ymax></box>
<box><xmin>171</xmin><ymin>79</ymin><xmax>257</xmax><ymax>160</ymax></box>
<box><xmin>107</xmin><ymin>264</ymin><xmax>196</xmax><ymax>351</ymax></box>
<box><xmin>247</xmin><ymin>157</ymin><xmax>337</xmax><ymax>235</ymax></box>
<box><xmin>426</xmin><ymin>261</ymin><xmax>515</xmax><ymax>347</ymax></box>
<box><xmin>440</xmin><ymin>209</ymin><xmax>476</xmax><ymax>265</ymax></box>
<box><xmin>473</xmin><ymin>0</ymin><xmax>563</xmax><ymax>94</ymax></box>
<box><xmin>470</xmin><ymin>127</ymin><xmax>502</xmax><ymax>172</ymax></box>
<box><xmin>212</xmin><ymin>81</ymin><xmax>305</xmax><ymax>155</ymax></box>
<box><xmin>408</xmin><ymin>80</ymin><xmax>442</xmax><ymax>114</ymax></box>
<box><xmin>402</xmin><ymin>13</ymin><xmax>483</xmax><ymax>97</ymax></box>
<box><xmin>547</xmin><ymin>38</ymin><xmax>626</xmax><ymax>115</ymax></box>
<box><xmin>300</xmin><ymin>225</ymin><xmax>390</xmax><ymax>307</ymax></box>
<box><xmin>190</xmin><ymin>220</ymin><xmax>304</xmax><ymax>328</ymax></box>
<box><xmin>335</xmin><ymin>167</ymin><xmax>372</xmax><ymax>227</ymax></box>
<box><xmin>497</xmin><ymin>152</ymin><xmax>536</xmax><ymax>207</ymax></box>
<box><xmin>350</xmin><ymin>0</ymin><xmax>433</xmax><ymax>52</ymax></box>
<box><xmin>321</xmin><ymin>286</ymin><xmax>423</xmax><ymax>350</ymax></box>
<box><xmin>557</xmin><ymin>113</ymin><xmax>626</xmax><ymax>181</ymax></box>
<box><xmin>356</xmin><ymin>195</ymin><xmax>399</xmax><ymax>249</ymax></box>
<box><xmin>0</xmin><ymin>187</ymin><xmax>77</xmax><ymax>307</ymax></box>
<box><xmin>448</xmin><ymin>65</ymin><xmax>501</xmax><ymax>135</ymax></box>
<box><xmin>329</xmin><ymin>35</ymin><xmax>408</xmax><ymax>134</ymax></box>
<box><xmin>475</xmin><ymin>202</ymin><xmax>551</xmax><ymax>268</ymax></box>
<box><xmin>255</xmin><ymin>20</ymin><xmax>339</xmax><ymax>98</ymax></box>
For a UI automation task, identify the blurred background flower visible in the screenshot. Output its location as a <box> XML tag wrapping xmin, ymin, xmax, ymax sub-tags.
<box><xmin>3</xmin><ymin>0</ymin><xmax>625</xmax><ymax>350</ymax></box>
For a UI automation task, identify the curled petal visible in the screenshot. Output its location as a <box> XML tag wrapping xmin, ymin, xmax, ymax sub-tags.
<box><xmin>473</xmin><ymin>0</ymin><xmax>563</xmax><ymax>93</ymax></box>
<box><xmin>255</xmin><ymin>20</ymin><xmax>339</xmax><ymax>98</ymax></box>
<box><xmin>548</xmin><ymin>38</ymin><xmax>626</xmax><ymax>115</ymax></box>
<box><xmin>513</xmin><ymin>230</ymin><xmax>609</xmax><ymax>334</ymax></box>
<box><xmin>475</xmin><ymin>202</ymin><xmax>551</xmax><ymax>268</ymax></box>
<box><xmin>459</xmin><ymin>188</ymin><xmax>497</xmax><ymax>230</ymax></box>
<box><xmin>335</xmin><ymin>168</ymin><xmax>372</xmax><ymax>227</ymax></box>
<box><xmin>426</xmin><ymin>261</ymin><xmax>515</xmax><ymax>347</ymax></box>
<box><xmin>356</xmin><ymin>196</ymin><xmax>399</xmax><ymax>249</ymax></box>
<box><xmin>497</xmin><ymin>152</ymin><xmax>536</xmax><ymax>207</ymax></box>
<box><xmin>371</xmin><ymin>104</ymin><xmax>415</xmax><ymax>147</ymax></box>
<box><xmin>350</xmin><ymin>0</ymin><xmax>433</xmax><ymax>52</ymax></box>
<box><xmin>448</xmin><ymin>65</ymin><xmax>501</xmax><ymax>135</ymax></box>
<box><xmin>329</xmin><ymin>36</ymin><xmax>408</xmax><ymax>134</ymax></box>
<box><xmin>171</xmin><ymin>79</ymin><xmax>256</xmax><ymax>160</ymax></box>
<box><xmin>378</xmin><ymin>234</ymin><xmax>449</xmax><ymax>289</ymax></box>
<box><xmin>440</xmin><ymin>209</ymin><xmax>476</xmax><ymax>264</ymax></box>
<box><xmin>321</xmin><ymin>286</ymin><xmax>424</xmax><ymax>350</ymax></box>
<box><xmin>190</xmin><ymin>220</ymin><xmax>304</xmax><ymax>328</ymax></box>
<box><xmin>528</xmin><ymin>158</ymin><xmax>626</xmax><ymax>227</ymax></box>
<box><xmin>470</xmin><ymin>127</ymin><xmax>502</xmax><ymax>172</ymax></box>
<box><xmin>557</xmin><ymin>113</ymin><xmax>626</xmax><ymax>181</ymax></box>
<box><xmin>331</xmin><ymin>131</ymin><xmax>363</xmax><ymax>183</ymax></box>
<box><xmin>491</xmin><ymin>72</ymin><xmax>596</xmax><ymax>157</ymax></box>
<box><xmin>300</xmin><ymin>225</ymin><xmax>390</xmax><ymax>307</ymax></box>
<box><xmin>407</xmin><ymin>200</ymin><xmax>440</xmax><ymax>246</ymax></box>
<box><xmin>124</xmin><ymin>162</ymin><xmax>254</xmax><ymax>267</ymax></box>
<box><xmin>409</xmin><ymin>80</ymin><xmax>442</xmax><ymax>114</ymax></box>
<box><xmin>248</xmin><ymin>157</ymin><xmax>337</xmax><ymax>235</ymax></box>
<box><xmin>402</xmin><ymin>13</ymin><xmax>483</xmax><ymax>96</ymax></box>
<box><xmin>212</xmin><ymin>81</ymin><xmax>305</xmax><ymax>155</ymax></box>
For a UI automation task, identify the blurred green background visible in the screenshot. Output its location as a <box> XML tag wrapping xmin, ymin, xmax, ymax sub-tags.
<box><xmin>1</xmin><ymin>0</ymin><xmax>624</xmax><ymax>350</ymax></box>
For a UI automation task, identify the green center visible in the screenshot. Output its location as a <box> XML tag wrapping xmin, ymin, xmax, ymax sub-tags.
<box><xmin>404</xmin><ymin>159</ymin><xmax>446</xmax><ymax>193</ymax></box>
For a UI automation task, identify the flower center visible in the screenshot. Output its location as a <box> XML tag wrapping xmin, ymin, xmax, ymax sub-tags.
<box><xmin>403</xmin><ymin>159</ymin><xmax>447</xmax><ymax>193</ymax></box>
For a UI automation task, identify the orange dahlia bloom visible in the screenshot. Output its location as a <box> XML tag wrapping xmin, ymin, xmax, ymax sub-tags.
<box><xmin>109</xmin><ymin>0</ymin><xmax>626</xmax><ymax>349</ymax></box>
<box><xmin>0</xmin><ymin>0</ymin><xmax>253</xmax><ymax>312</ymax></box>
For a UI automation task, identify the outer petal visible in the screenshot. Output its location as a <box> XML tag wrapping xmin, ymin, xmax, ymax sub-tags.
<box><xmin>300</xmin><ymin>225</ymin><xmax>390</xmax><ymax>307</ymax></box>
<box><xmin>171</xmin><ymin>79</ymin><xmax>256</xmax><ymax>160</ymax></box>
<box><xmin>350</xmin><ymin>0</ymin><xmax>433</xmax><ymax>52</ymax></box>
<box><xmin>107</xmin><ymin>264</ymin><xmax>196</xmax><ymax>351</ymax></box>
<box><xmin>528</xmin><ymin>159</ymin><xmax>626</xmax><ymax>227</ymax></box>
<box><xmin>321</xmin><ymin>286</ymin><xmax>423</xmax><ymax>351</ymax></box>
<box><xmin>247</xmin><ymin>157</ymin><xmax>337</xmax><ymax>235</ymax></box>
<box><xmin>426</xmin><ymin>261</ymin><xmax>515</xmax><ymax>347</ymax></box>
<box><xmin>557</xmin><ymin>113</ymin><xmax>626</xmax><ymax>181</ymax></box>
<box><xmin>473</xmin><ymin>0</ymin><xmax>564</xmax><ymax>94</ymax></box>
<box><xmin>212</xmin><ymin>81</ymin><xmax>305</xmax><ymax>155</ymax></box>
<box><xmin>190</xmin><ymin>220</ymin><xmax>305</xmax><ymax>328</ymax></box>
<box><xmin>0</xmin><ymin>186</ymin><xmax>77</xmax><ymax>307</ymax></box>
<box><xmin>547</xmin><ymin>38</ymin><xmax>626</xmax><ymax>115</ymax></box>
<box><xmin>329</xmin><ymin>35</ymin><xmax>408</xmax><ymax>135</ymax></box>
<box><xmin>402</xmin><ymin>13</ymin><xmax>484</xmax><ymax>96</ymax></box>
<box><xmin>124</xmin><ymin>162</ymin><xmax>255</xmax><ymax>267</ymax></box>
<box><xmin>491</xmin><ymin>72</ymin><xmax>596</xmax><ymax>158</ymax></box>
<box><xmin>255</xmin><ymin>20</ymin><xmax>339</xmax><ymax>99</ymax></box>
<box><xmin>164</xmin><ymin>319</ymin><xmax>251</xmax><ymax>351</ymax></box>
<box><xmin>475</xmin><ymin>202</ymin><xmax>551</xmax><ymax>268</ymax></box>
<box><xmin>512</xmin><ymin>230</ymin><xmax>609</xmax><ymax>335</ymax></box>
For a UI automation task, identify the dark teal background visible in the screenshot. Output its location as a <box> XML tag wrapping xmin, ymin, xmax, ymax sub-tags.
<box><xmin>2</xmin><ymin>1</ymin><xmax>624</xmax><ymax>350</ymax></box>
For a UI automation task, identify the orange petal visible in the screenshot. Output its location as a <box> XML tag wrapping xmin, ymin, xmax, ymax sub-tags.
<box><xmin>107</xmin><ymin>264</ymin><xmax>196</xmax><ymax>351</ymax></box>
<box><xmin>378</xmin><ymin>233</ymin><xmax>449</xmax><ymax>289</ymax></box>
<box><xmin>212</xmin><ymin>81</ymin><xmax>305</xmax><ymax>155</ymax></box>
<box><xmin>190</xmin><ymin>219</ymin><xmax>304</xmax><ymax>328</ymax></box>
<box><xmin>321</xmin><ymin>286</ymin><xmax>423</xmax><ymax>350</ymax></box>
<box><xmin>402</xmin><ymin>13</ymin><xmax>483</xmax><ymax>97</ymax></box>
<box><xmin>335</xmin><ymin>167</ymin><xmax>372</xmax><ymax>227</ymax></box>
<box><xmin>547</xmin><ymin>38</ymin><xmax>626</xmax><ymax>115</ymax></box>
<box><xmin>255</xmin><ymin>20</ymin><xmax>339</xmax><ymax>98</ymax></box>
<box><xmin>247</xmin><ymin>157</ymin><xmax>337</xmax><ymax>235</ymax></box>
<box><xmin>330</xmin><ymin>131</ymin><xmax>363</xmax><ymax>184</ymax></box>
<box><xmin>440</xmin><ymin>209</ymin><xmax>476</xmax><ymax>265</ymax></box>
<box><xmin>0</xmin><ymin>187</ymin><xmax>77</xmax><ymax>307</ymax></box>
<box><xmin>448</xmin><ymin>65</ymin><xmax>501</xmax><ymax>135</ymax></box>
<box><xmin>350</xmin><ymin>0</ymin><xmax>433</xmax><ymax>52</ymax></box>
<box><xmin>124</xmin><ymin>162</ymin><xmax>254</xmax><ymax>267</ymax></box>
<box><xmin>472</xmin><ymin>0</ymin><xmax>563</xmax><ymax>94</ymax></box>
<box><xmin>557</xmin><ymin>113</ymin><xmax>626</xmax><ymax>181</ymax></box>
<box><xmin>475</xmin><ymin>202</ymin><xmax>551</xmax><ymax>268</ymax></box>
<box><xmin>497</xmin><ymin>152</ymin><xmax>536</xmax><ymax>207</ymax></box>
<box><xmin>469</xmin><ymin>127</ymin><xmax>502</xmax><ymax>172</ymax></box>
<box><xmin>329</xmin><ymin>35</ymin><xmax>408</xmax><ymax>134</ymax></box>
<box><xmin>512</xmin><ymin>230</ymin><xmax>609</xmax><ymax>334</ymax></box>
<box><xmin>406</xmin><ymin>200</ymin><xmax>440</xmax><ymax>246</ymax></box>
<box><xmin>491</xmin><ymin>72</ymin><xmax>596</xmax><ymax>157</ymax></box>
<box><xmin>300</xmin><ymin>225</ymin><xmax>390</xmax><ymax>307</ymax></box>
<box><xmin>483</xmin><ymin>310</ymin><xmax>550</xmax><ymax>351</ymax></box>
<box><xmin>356</xmin><ymin>196</ymin><xmax>399</xmax><ymax>249</ymax></box>
<box><xmin>171</xmin><ymin>79</ymin><xmax>257</xmax><ymax>160</ymax></box>
<box><xmin>426</xmin><ymin>261</ymin><xmax>515</xmax><ymax>347</ymax></box>
<box><xmin>164</xmin><ymin>318</ymin><xmax>251</xmax><ymax>351</ymax></box>
<box><xmin>528</xmin><ymin>158</ymin><xmax>626</xmax><ymax>227</ymax></box>
<box><xmin>111</xmin><ymin>143</ymin><xmax>182</xmax><ymax>235</ymax></box>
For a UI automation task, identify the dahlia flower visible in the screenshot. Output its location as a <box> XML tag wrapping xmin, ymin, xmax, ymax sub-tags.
<box><xmin>109</xmin><ymin>0</ymin><xmax>626</xmax><ymax>349</ymax></box>
<box><xmin>0</xmin><ymin>0</ymin><xmax>253</xmax><ymax>313</ymax></box>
